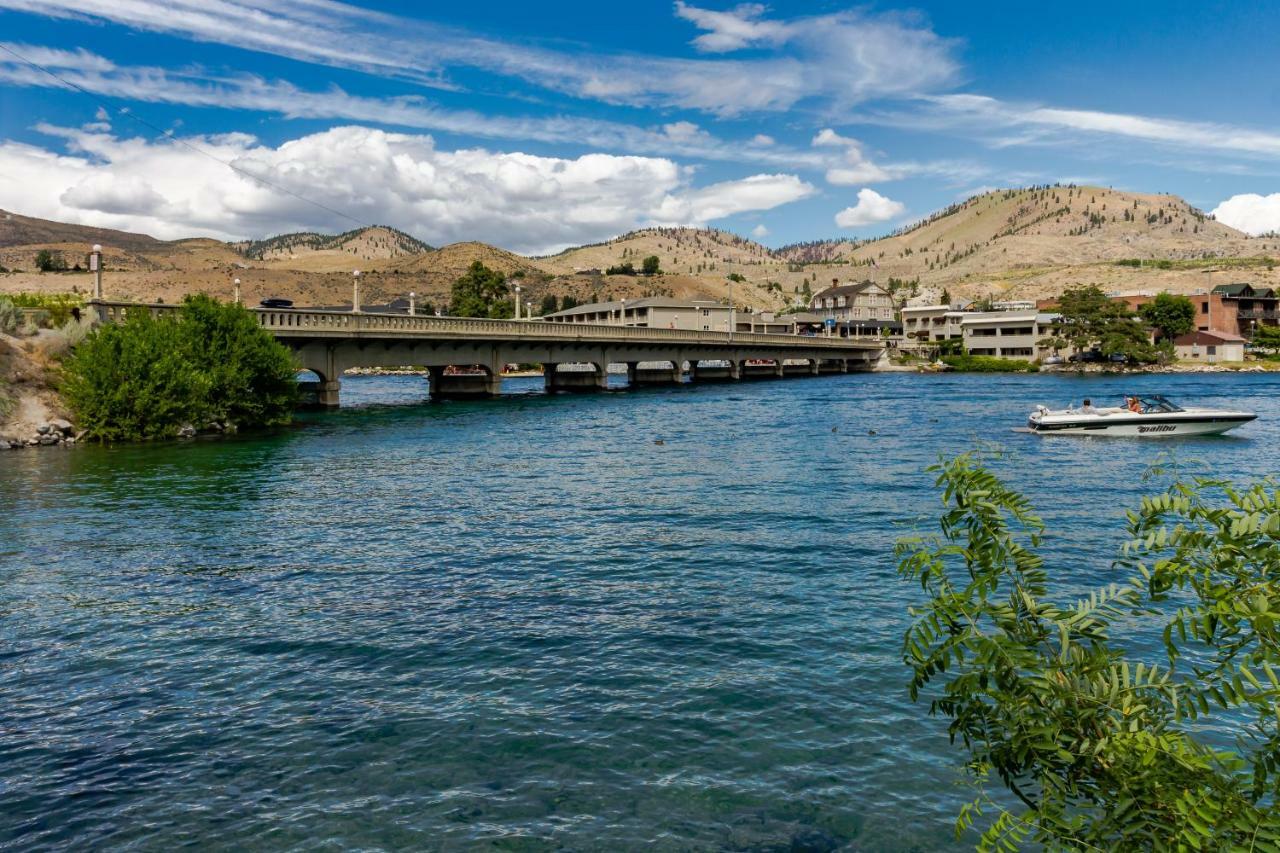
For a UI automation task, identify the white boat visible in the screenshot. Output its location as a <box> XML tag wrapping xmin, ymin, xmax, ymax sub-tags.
<box><xmin>1028</xmin><ymin>394</ymin><xmax>1255</xmax><ymax>437</ymax></box>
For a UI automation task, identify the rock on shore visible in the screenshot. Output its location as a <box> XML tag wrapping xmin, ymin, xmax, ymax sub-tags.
<box><xmin>0</xmin><ymin>330</ymin><xmax>79</xmax><ymax>449</ymax></box>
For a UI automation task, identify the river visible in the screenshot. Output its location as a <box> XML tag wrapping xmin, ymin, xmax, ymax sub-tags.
<box><xmin>2</xmin><ymin>372</ymin><xmax>1277</xmax><ymax>850</ymax></box>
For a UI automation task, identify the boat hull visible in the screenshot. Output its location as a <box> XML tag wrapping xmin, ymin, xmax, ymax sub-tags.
<box><xmin>1028</xmin><ymin>412</ymin><xmax>1255</xmax><ymax>437</ymax></box>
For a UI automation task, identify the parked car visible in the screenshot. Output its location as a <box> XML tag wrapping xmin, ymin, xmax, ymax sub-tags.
<box><xmin>1042</xmin><ymin>354</ymin><xmax>1065</xmax><ymax>366</ymax></box>
<box><xmin>1068</xmin><ymin>349</ymin><xmax>1104</xmax><ymax>363</ymax></box>
<box><xmin>1108</xmin><ymin>352</ymin><xmax>1129</xmax><ymax>364</ymax></box>
<box><xmin>259</xmin><ymin>298</ymin><xmax>294</xmax><ymax>309</ymax></box>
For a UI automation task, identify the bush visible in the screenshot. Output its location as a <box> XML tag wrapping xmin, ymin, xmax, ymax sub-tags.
<box><xmin>900</xmin><ymin>454</ymin><xmax>1280</xmax><ymax>849</ymax></box>
<box><xmin>62</xmin><ymin>295</ymin><xmax>298</xmax><ymax>441</ymax></box>
<box><xmin>7</xmin><ymin>292</ymin><xmax>84</xmax><ymax>326</ymax></box>
<box><xmin>941</xmin><ymin>354</ymin><xmax>1038</xmax><ymax>372</ymax></box>
<box><xmin>0</xmin><ymin>297</ymin><xmax>18</xmax><ymax>335</ymax></box>
<box><xmin>605</xmin><ymin>262</ymin><xmax>636</xmax><ymax>276</ymax></box>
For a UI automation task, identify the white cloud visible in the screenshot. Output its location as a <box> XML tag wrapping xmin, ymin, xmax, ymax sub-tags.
<box><xmin>751</xmin><ymin>223</ymin><xmax>769</xmax><ymax>238</ymax></box>
<box><xmin>0</xmin><ymin>42</ymin><xmax>838</xmax><ymax>172</ymax></box>
<box><xmin>812</xmin><ymin>128</ymin><xmax>856</xmax><ymax>147</ymax></box>
<box><xmin>834</xmin><ymin>188</ymin><xmax>905</xmax><ymax>228</ymax></box>
<box><xmin>652</xmin><ymin>173</ymin><xmax>815</xmax><ymax>224</ymax></box>
<box><xmin>0</xmin><ymin>125</ymin><xmax>814</xmax><ymax>253</ymax></box>
<box><xmin>674</xmin><ymin>2</ymin><xmax>786</xmax><ymax>53</ymax></box>
<box><xmin>1211</xmin><ymin>193</ymin><xmax>1280</xmax><ymax>235</ymax></box>
<box><xmin>915</xmin><ymin>94</ymin><xmax>1280</xmax><ymax>160</ymax></box>
<box><xmin>0</xmin><ymin>0</ymin><xmax>960</xmax><ymax>116</ymax></box>
<box><xmin>749</xmin><ymin>134</ymin><xmax>775</xmax><ymax>147</ymax></box>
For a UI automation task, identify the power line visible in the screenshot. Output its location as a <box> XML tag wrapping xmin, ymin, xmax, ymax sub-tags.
<box><xmin>0</xmin><ymin>41</ymin><xmax>368</xmax><ymax>230</ymax></box>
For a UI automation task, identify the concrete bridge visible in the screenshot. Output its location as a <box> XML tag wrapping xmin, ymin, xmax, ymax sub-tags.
<box><xmin>88</xmin><ymin>301</ymin><xmax>886</xmax><ymax>406</ymax></box>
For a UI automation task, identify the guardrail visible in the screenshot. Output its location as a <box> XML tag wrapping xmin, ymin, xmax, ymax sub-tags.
<box><xmin>87</xmin><ymin>301</ymin><xmax>884</xmax><ymax>349</ymax></box>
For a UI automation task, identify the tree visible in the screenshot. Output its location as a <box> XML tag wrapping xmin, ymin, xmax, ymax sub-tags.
<box><xmin>35</xmin><ymin>249</ymin><xmax>67</xmax><ymax>272</ymax></box>
<box><xmin>62</xmin><ymin>295</ymin><xmax>298</xmax><ymax>441</ymax></box>
<box><xmin>1139</xmin><ymin>293</ymin><xmax>1196</xmax><ymax>342</ymax></box>
<box><xmin>940</xmin><ymin>288</ymin><xmax>952</xmax><ymax>306</ymax></box>
<box><xmin>1252</xmin><ymin>324</ymin><xmax>1280</xmax><ymax>352</ymax></box>
<box><xmin>641</xmin><ymin>255</ymin><xmax>661</xmax><ymax>276</ymax></box>
<box><xmin>560</xmin><ymin>295</ymin><xmax>579</xmax><ymax>311</ymax></box>
<box><xmin>899</xmin><ymin>453</ymin><xmax>1280</xmax><ymax>850</ymax></box>
<box><xmin>1042</xmin><ymin>285</ymin><xmax>1158</xmax><ymax>363</ymax></box>
<box><xmin>726</xmin><ymin>272</ymin><xmax>745</xmax><ymax>283</ymax></box>
<box><xmin>539</xmin><ymin>294</ymin><xmax>559</xmax><ymax>315</ymax></box>
<box><xmin>449</xmin><ymin>261</ymin><xmax>510</xmax><ymax>318</ymax></box>
<box><xmin>606</xmin><ymin>262</ymin><xmax>637</xmax><ymax>276</ymax></box>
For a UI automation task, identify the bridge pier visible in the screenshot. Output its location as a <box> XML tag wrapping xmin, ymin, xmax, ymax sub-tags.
<box><xmin>741</xmin><ymin>360</ymin><xmax>785</xmax><ymax>379</ymax></box>
<box><xmin>545</xmin><ymin>363</ymin><xmax>607</xmax><ymax>392</ymax></box>
<box><xmin>629</xmin><ymin>361</ymin><xmax>684</xmax><ymax>386</ymax></box>
<box><xmin>689</xmin><ymin>360</ymin><xmax>739</xmax><ymax>382</ymax></box>
<box><xmin>428</xmin><ymin>366</ymin><xmax>502</xmax><ymax>400</ymax></box>
<box><xmin>297</xmin><ymin>378</ymin><xmax>342</xmax><ymax>408</ymax></box>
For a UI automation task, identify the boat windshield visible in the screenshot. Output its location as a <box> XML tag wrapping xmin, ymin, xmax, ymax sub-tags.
<box><xmin>1133</xmin><ymin>395</ymin><xmax>1183</xmax><ymax>414</ymax></box>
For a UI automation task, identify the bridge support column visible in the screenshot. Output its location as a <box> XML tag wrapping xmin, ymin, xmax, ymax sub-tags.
<box><xmin>545</xmin><ymin>363</ymin><xmax>605</xmax><ymax>392</ymax></box>
<box><xmin>809</xmin><ymin>359</ymin><xmax>820</xmax><ymax>376</ymax></box>
<box><xmin>631</xmin><ymin>361</ymin><xmax>684</xmax><ymax>386</ymax></box>
<box><xmin>689</xmin><ymin>360</ymin><xmax>737</xmax><ymax>382</ymax></box>
<box><xmin>427</xmin><ymin>366</ymin><xmax>500</xmax><ymax>401</ymax></box>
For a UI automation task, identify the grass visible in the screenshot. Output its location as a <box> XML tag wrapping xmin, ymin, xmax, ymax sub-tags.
<box><xmin>1113</xmin><ymin>256</ymin><xmax>1276</xmax><ymax>271</ymax></box>
<box><xmin>942</xmin><ymin>354</ymin><xmax>1039</xmax><ymax>373</ymax></box>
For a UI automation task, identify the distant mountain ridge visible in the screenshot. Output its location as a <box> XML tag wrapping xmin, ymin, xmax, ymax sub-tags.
<box><xmin>240</xmin><ymin>225</ymin><xmax>433</xmax><ymax>261</ymax></box>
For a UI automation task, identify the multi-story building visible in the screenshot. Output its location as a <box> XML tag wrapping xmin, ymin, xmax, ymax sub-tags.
<box><xmin>543</xmin><ymin>297</ymin><xmax>735</xmax><ymax>332</ymax></box>
<box><xmin>809</xmin><ymin>279</ymin><xmax>897</xmax><ymax>329</ymax></box>
<box><xmin>961</xmin><ymin>310</ymin><xmax>1060</xmax><ymax>360</ymax></box>
<box><xmin>1039</xmin><ymin>284</ymin><xmax>1279</xmax><ymax>339</ymax></box>
<box><xmin>902</xmin><ymin>304</ymin><xmax>968</xmax><ymax>343</ymax></box>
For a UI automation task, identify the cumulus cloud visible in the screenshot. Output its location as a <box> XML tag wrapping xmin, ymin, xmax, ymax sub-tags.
<box><xmin>751</xmin><ymin>223</ymin><xmax>769</xmax><ymax>238</ymax></box>
<box><xmin>1211</xmin><ymin>193</ymin><xmax>1280</xmax><ymax>235</ymax></box>
<box><xmin>2</xmin><ymin>0</ymin><xmax>960</xmax><ymax>116</ymax></box>
<box><xmin>0</xmin><ymin>125</ymin><xmax>813</xmax><ymax>253</ymax></box>
<box><xmin>834</xmin><ymin>188</ymin><xmax>905</xmax><ymax>228</ymax></box>
<box><xmin>652</xmin><ymin>173</ymin><xmax>814</xmax><ymax>223</ymax></box>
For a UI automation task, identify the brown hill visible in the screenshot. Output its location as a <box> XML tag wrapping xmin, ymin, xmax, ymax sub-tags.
<box><xmin>0</xmin><ymin>209</ymin><xmax>162</xmax><ymax>252</ymax></box>
<box><xmin>2</xmin><ymin>186</ymin><xmax>1278</xmax><ymax>311</ymax></box>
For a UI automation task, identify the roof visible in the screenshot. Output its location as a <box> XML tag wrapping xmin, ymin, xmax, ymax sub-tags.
<box><xmin>810</xmin><ymin>280</ymin><xmax>889</xmax><ymax>301</ymax></box>
<box><xmin>544</xmin><ymin>296</ymin><xmax>728</xmax><ymax>318</ymax></box>
<box><xmin>1174</xmin><ymin>330</ymin><xmax>1248</xmax><ymax>345</ymax></box>
<box><xmin>1212</xmin><ymin>283</ymin><xmax>1276</xmax><ymax>299</ymax></box>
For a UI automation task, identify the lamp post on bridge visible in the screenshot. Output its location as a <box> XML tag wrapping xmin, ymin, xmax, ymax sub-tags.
<box><xmin>90</xmin><ymin>244</ymin><xmax>102</xmax><ymax>299</ymax></box>
<box><xmin>525</xmin><ymin>300</ymin><xmax>532</xmax><ymax>320</ymax></box>
<box><xmin>727</xmin><ymin>276</ymin><xmax>735</xmax><ymax>341</ymax></box>
<box><xmin>409</xmin><ymin>291</ymin><xmax>416</xmax><ymax>316</ymax></box>
<box><xmin>233</xmin><ymin>277</ymin><xmax>241</xmax><ymax>305</ymax></box>
<box><xmin>352</xmin><ymin>270</ymin><xmax>361</xmax><ymax>313</ymax></box>
<box><xmin>513</xmin><ymin>282</ymin><xmax>522</xmax><ymax>320</ymax></box>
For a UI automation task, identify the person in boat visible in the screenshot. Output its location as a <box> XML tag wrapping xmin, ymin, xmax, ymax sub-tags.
<box><xmin>1127</xmin><ymin>396</ymin><xmax>1142</xmax><ymax>413</ymax></box>
<box><xmin>1080</xmin><ymin>398</ymin><xmax>1097</xmax><ymax>414</ymax></box>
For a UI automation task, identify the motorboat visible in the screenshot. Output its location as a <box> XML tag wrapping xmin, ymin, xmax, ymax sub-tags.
<box><xmin>1028</xmin><ymin>394</ymin><xmax>1256</xmax><ymax>437</ymax></box>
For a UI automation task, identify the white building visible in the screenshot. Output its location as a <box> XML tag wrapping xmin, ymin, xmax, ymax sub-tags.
<box><xmin>543</xmin><ymin>297</ymin><xmax>734</xmax><ymax>332</ymax></box>
<box><xmin>1173</xmin><ymin>330</ymin><xmax>1246</xmax><ymax>363</ymax></box>
<box><xmin>961</xmin><ymin>310</ymin><xmax>1061</xmax><ymax>360</ymax></box>
<box><xmin>809</xmin><ymin>279</ymin><xmax>896</xmax><ymax>325</ymax></box>
<box><xmin>902</xmin><ymin>305</ymin><xmax>968</xmax><ymax>343</ymax></box>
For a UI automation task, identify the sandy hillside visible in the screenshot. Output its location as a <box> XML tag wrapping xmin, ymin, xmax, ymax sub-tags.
<box><xmin>1</xmin><ymin>186</ymin><xmax>1277</xmax><ymax>311</ymax></box>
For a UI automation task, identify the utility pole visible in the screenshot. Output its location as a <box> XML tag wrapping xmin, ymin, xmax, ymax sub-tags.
<box><xmin>90</xmin><ymin>244</ymin><xmax>102</xmax><ymax>299</ymax></box>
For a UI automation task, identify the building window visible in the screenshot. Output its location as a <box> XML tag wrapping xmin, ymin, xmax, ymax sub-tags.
<box><xmin>1202</xmin><ymin>302</ymin><xmax>1209</xmax><ymax>314</ymax></box>
<box><xmin>702</xmin><ymin>309</ymin><xmax>709</xmax><ymax>317</ymax></box>
<box><xmin>702</xmin><ymin>324</ymin><xmax>710</xmax><ymax>331</ymax></box>
<box><xmin>837</xmin><ymin>297</ymin><xmax>846</xmax><ymax>307</ymax></box>
<box><xmin>1207</xmin><ymin>345</ymin><xmax>1216</xmax><ymax>355</ymax></box>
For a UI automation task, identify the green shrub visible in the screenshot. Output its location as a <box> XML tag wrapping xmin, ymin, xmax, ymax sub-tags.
<box><xmin>0</xmin><ymin>297</ymin><xmax>18</xmax><ymax>335</ymax></box>
<box><xmin>7</xmin><ymin>292</ymin><xmax>85</xmax><ymax>326</ymax></box>
<box><xmin>62</xmin><ymin>296</ymin><xmax>298</xmax><ymax>441</ymax></box>
<box><xmin>899</xmin><ymin>454</ymin><xmax>1280</xmax><ymax>849</ymax></box>
<box><xmin>941</xmin><ymin>354</ymin><xmax>1038</xmax><ymax>372</ymax></box>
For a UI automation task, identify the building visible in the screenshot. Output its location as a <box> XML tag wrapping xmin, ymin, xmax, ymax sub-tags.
<box><xmin>961</xmin><ymin>310</ymin><xmax>1061</xmax><ymax>360</ymax></box>
<box><xmin>1039</xmin><ymin>284</ymin><xmax>1279</xmax><ymax>339</ymax></box>
<box><xmin>809</xmin><ymin>279</ymin><xmax>896</xmax><ymax>329</ymax></box>
<box><xmin>543</xmin><ymin>297</ymin><xmax>734</xmax><ymax>331</ymax></box>
<box><xmin>1173</xmin><ymin>330</ymin><xmax>1247</xmax><ymax>363</ymax></box>
<box><xmin>902</xmin><ymin>304</ymin><xmax>968</xmax><ymax>343</ymax></box>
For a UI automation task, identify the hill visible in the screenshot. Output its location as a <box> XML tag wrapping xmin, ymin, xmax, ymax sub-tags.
<box><xmin>242</xmin><ymin>226</ymin><xmax>433</xmax><ymax>263</ymax></box>
<box><xmin>0</xmin><ymin>209</ymin><xmax>163</xmax><ymax>252</ymax></box>
<box><xmin>1</xmin><ymin>186</ymin><xmax>1277</xmax><ymax>311</ymax></box>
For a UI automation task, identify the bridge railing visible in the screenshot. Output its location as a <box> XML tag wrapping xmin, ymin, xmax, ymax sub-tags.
<box><xmin>87</xmin><ymin>301</ymin><xmax>884</xmax><ymax>349</ymax></box>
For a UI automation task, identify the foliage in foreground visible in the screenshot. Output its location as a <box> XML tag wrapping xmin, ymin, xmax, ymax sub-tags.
<box><xmin>899</xmin><ymin>453</ymin><xmax>1280</xmax><ymax>850</ymax></box>
<box><xmin>62</xmin><ymin>295</ymin><xmax>298</xmax><ymax>441</ymax></box>
<box><xmin>449</xmin><ymin>261</ymin><xmax>512</xmax><ymax>318</ymax></box>
<box><xmin>941</xmin><ymin>354</ymin><xmax>1038</xmax><ymax>373</ymax></box>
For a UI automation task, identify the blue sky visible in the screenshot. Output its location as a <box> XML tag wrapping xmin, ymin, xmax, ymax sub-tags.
<box><xmin>1</xmin><ymin>0</ymin><xmax>1279</xmax><ymax>253</ymax></box>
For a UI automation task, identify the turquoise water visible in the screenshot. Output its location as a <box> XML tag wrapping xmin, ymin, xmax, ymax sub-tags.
<box><xmin>2</xmin><ymin>372</ymin><xmax>1277</xmax><ymax>851</ymax></box>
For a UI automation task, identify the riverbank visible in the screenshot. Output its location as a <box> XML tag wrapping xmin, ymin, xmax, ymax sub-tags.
<box><xmin>0</xmin><ymin>330</ymin><xmax>80</xmax><ymax>448</ymax></box>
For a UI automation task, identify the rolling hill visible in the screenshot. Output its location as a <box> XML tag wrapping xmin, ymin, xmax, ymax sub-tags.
<box><xmin>1</xmin><ymin>185</ymin><xmax>1277</xmax><ymax>311</ymax></box>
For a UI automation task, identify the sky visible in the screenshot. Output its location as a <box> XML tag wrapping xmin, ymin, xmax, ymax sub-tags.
<box><xmin>1</xmin><ymin>0</ymin><xmax>1280</xmax><ymax>254</ymax></box>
